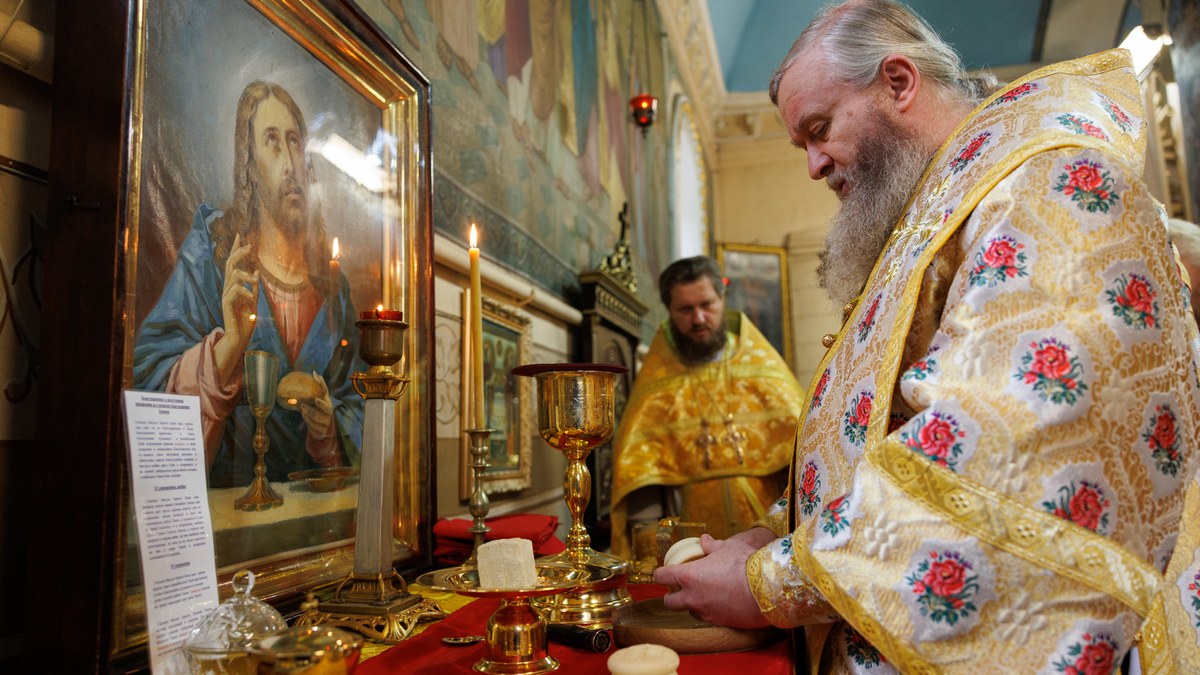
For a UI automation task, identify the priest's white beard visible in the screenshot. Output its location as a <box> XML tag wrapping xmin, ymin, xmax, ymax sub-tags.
<box><xmin>818</xmin><ymin>109</ymin><xmax>935</xmax><ymax>309</ymax></box>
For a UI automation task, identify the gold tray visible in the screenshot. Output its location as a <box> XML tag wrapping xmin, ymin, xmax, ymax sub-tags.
<box><xmin>416</xmin><ymin>562</ymin><xmax>613</xmax><ymax>599</ymax></box>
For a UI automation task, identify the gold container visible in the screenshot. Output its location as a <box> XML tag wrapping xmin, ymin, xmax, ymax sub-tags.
<box><xmin>511</xmin><ymin>363</ymin><xmax>632</xmax><ymax>628</ymax></box>
<box><xmin>417</xmin><ymin>562</ymin><xmax>614</xmax><ymax>674</ymax></box>
<box><xmin>629</xmin><ymin>518</ymin><xmax>707</xmax><ymax>583</ymax></box>
<box><xmin>355</xmin><ymin>318</ymin><xmax>406</xmax><ymax>372</ymax></box>
<box><xmin>248</xmin><ymin>625</ymin><xmax>362</xmax><ymax>674</ymax></box>
<box><xmin>184</xmin><ymin>650</ymin><xmax>255</xmax><ymax>675</ymax></box>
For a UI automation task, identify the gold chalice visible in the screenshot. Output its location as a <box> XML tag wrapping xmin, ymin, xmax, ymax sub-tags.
<box><xmin>512</xmin><ymin>363</ymin><xmax>632</xmax><ymax>628</ymax></box>
<box><xmin>236</xmin><ymin>350</ymin><xmax>283</xmax><ymax>510</ymax></box>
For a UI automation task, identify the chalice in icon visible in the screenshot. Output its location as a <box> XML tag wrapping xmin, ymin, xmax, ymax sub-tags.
<box><xmin>235</xmin><ymin>350</ymin><xmax>284</xmax><ymax>510</ymax></box>
<box><xmin>512</xmin><ymin>363</ymin><xmax>631</xmax><ymax>627</ymax></box>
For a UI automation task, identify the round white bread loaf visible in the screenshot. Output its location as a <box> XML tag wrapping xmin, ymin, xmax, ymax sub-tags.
<box><xmin>607</xmin><ymin>643</ymin><xmax>680</xmax><ymax>675</ymax></box>
<box><xmin>662</xmin><ymin>537</ymin><xmax>705</xmax><ymax>567</ymax></box>
<box><xmin>276</xmin><ymin>371</ymin><xmax>322</xmax><ymax>410</ymax></box>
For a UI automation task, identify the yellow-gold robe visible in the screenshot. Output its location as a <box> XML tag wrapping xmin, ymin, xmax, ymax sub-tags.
<box><xmin>747</xmin><ymin>50</ymin><xmax>1200</xmax><ymax>673</ymax></box>
<box><xmin>611</xmin><ymin>312</ymin><xmax>803</xmax><ymax>557</ymax></box>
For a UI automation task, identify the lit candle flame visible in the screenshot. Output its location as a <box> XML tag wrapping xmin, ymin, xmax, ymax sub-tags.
<box><xmin>331</xmin><ymin>237</ymin><xmax>340</xmax><ymax>260</ymax></box>
<box><xmin>469</xmin><ymin>223</ymin><xmax>478</xmax><ymax>249</ymax></box>
<box><xmin>376</xmin><ymin>304</ymin><xmax>384</xmax><ymax>313</ymax></box>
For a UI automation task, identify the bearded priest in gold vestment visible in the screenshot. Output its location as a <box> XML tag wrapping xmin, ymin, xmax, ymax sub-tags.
<box><xmin>654</xmin><ymin>1</ymin><xmax>1200</xmax><ymax>672</ymax></box>
<box><xmin>610</xmin><ymin>256</ymin><xmax>804</xmax><ymax>557</ymax></box>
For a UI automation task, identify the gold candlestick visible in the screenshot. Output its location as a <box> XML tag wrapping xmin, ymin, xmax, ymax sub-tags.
<box><xmin>417</xmin><ymin>562</ymin><xmax>614</xmax><ymax>675</ymax></box>
<box><xmin>235</xmin><ymin>350</ymin><xmax>284</xmax><ymax>511</ymax></box>
<box><xmin>463</xmin><ymin>427</ymin><xmax>494</xmax><ymax>566</ymax></box>
<box><xmin>512</xmin><ymin>363</ymin><xmax>632</xmax><ymax>628</ymax></box>
<box><xmin>295</xmin><ymin>315</ymin><xmax>444</xmax><ymax>642</ymax></box>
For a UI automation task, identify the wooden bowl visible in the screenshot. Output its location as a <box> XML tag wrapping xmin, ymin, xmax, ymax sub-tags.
<box><xmin>612</xmin><ymin>596</ymin><xmax>781</xmax><ymax>655</ymax></box>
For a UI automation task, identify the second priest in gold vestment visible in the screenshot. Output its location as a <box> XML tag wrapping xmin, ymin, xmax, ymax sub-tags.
<box><xmin>611</xmin><ymin>257</ymin><xmax>803</xmax><ymax>557</ymax></box>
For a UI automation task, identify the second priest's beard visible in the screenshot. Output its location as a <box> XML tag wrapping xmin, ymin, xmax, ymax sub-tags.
<box><xmin>670</xmin><ymin>318</ymin><xmax>726</xmax><ymax>364</ymax></box>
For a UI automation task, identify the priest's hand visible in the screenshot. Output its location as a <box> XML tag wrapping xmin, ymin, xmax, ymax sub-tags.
<box><xmin>728</xmin><ymin>526</ymin><xmax>778</xmax><ymax>549</ymax></box>
<box><xmin>654</xmin><ymin>533</ymin><xmax>771</xmax><ymax>629</ymax></box>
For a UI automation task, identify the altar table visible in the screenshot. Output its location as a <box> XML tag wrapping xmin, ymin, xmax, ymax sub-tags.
<box><xmin>356</xmin><ymin>584</ymin><xmax>794</xmax><ymax>674</ymax></box>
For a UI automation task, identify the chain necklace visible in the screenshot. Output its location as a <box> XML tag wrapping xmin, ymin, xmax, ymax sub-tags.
<box><xmin>692</xmin><ymin>338</ymin><xmax>745</xmax><ymax>469</ymax></box>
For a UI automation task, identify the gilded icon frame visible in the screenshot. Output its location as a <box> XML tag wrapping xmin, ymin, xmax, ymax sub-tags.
<box><xmin>110</xmin><ymin>0</ymin><xmax>434</xmax><ymax>657</ymax></box>
<box><xmin>716</xmin><ymin>243</ymin><xmax>794</xmax><ymax>366</ymax></box>
<box><xmin>458</xmin><ymin>294</ymin><xmax>534</xmax><ymax>499</ymax></box>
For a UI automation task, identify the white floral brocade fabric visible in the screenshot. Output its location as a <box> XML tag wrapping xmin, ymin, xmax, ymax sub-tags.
<box><xmin>746</xmin><ymin>50</ymin><xmax>1200</xmax><ymax>673</ymax></box>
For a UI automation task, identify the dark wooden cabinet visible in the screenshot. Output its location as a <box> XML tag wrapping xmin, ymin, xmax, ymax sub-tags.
<box><xmin>576</xmin><ymin>270</ymin><xmax>647</xmax><ymax>551</ymax></box>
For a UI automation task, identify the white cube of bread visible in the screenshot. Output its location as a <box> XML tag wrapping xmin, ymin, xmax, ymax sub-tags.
<box><xmin>607</xmin><ymin>643</ymin><xmax>680</xmax><ymax>675</ymax></box>
<box><xmin>476</xmin><ymin>538</ymin><xmax>537</xmax><ymax>589</ymax></box>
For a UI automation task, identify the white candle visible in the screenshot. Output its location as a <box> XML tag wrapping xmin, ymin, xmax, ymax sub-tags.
<box><xmin>469</xmin><ymin>224</ymin><xmax>485</xmax><ymax>429</ymax></box>
<box><xmin>330</xmin><ymin>237</ymin><xmax>341</xmax><ymax>280</ymax></box>
<box><xmin>329</xmin><ymin>237</ymin><xmax>340</xmax><ymax>331</ymax></box>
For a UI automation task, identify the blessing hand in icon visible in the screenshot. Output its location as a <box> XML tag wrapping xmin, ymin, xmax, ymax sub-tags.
<box><xmin>301</xmin><ymin>371</ymin><xmax>335</xmax><ymax>441</ymax></box>
<box><xmin>215</xmin><ymin>233</ymin><xmax>260</xmax><ymax>386</ymax></box>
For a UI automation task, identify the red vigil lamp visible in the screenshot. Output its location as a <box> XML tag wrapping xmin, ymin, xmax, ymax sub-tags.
<box><xmin>359</xmin><ymin>307</ymin><xmax>404</xmax><ymax>321</ymax></box>
<box><xmin>355</xmin><ymin>306</ymin><xmax>406</xmax><ymax>376</ymax></box>
<box><xmin>629</xmin><ymin>93</ymin><xmax>658</xmax><ymax>133</ymax></box>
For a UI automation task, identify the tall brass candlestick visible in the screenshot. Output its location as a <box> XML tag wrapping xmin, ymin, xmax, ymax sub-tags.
<box><xmin>295</xmin><ymin>313</ymin><xmax>444</xmax><ymax>642</ymax></box>
<box><xmin>513</xmin><ymin>363</ymin><xmax>632</xmax><ymax>628</ymax></box>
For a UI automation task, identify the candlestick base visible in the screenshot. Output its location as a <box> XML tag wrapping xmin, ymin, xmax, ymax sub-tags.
<box><xmin>352</xmin><ymin>371</ymin><xmax>410</xmax><ymax>400</ymax></box>
<box><xmin>294</xmin><ymin>571</ymin><xmax>446</xmax><ymax>644</ymax></box>
<box><xmin>463</xmin><ymin>427</ymin><xmax>494</xmax><ymax>566</ymax></box>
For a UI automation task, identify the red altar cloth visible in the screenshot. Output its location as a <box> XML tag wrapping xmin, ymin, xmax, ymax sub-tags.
<box><xmin>356</xmin><ymin>584</ymin><xmax>793</xmax><ymax>674</ymax></box>
<box><xmin>433</xmin><ymin>514</ymin><xmax>566</xmax><ymax>566</ymax></box>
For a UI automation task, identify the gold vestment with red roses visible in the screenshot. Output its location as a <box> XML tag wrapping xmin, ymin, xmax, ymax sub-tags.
<box><xmin>745</xmin><ymin>50</ymin><xmax>1200</xmax><ymax>674</ymax></box>
<box><xmin>610</xmin><ymin>312</ymin><xmax>803</xmax><ymax>557</ymax></box>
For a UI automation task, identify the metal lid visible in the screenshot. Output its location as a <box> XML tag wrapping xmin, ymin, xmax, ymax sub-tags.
<box><xmin>184</xmin><ymin>570</ymin><xmax>287</xmax><ymax>655</ymax></box>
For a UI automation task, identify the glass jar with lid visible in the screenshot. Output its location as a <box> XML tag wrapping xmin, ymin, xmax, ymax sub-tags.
<box><xmin>183</xmin><ymin>570</ymin><xmax>288</xmax><ymax>674</ymax></box>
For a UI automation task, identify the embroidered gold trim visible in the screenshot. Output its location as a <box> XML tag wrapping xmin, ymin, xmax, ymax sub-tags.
<box><xmin>873</xmin><ymin>437</ymin><xmax>1160</xmax><ymax>614</ymax></box>
<box><xmin>795</xmin><ymin>547</ymin><xmax>938</xmax><ymax>673</ymax></box>
<box><xmin>746</xmin><ymin>548</ymin><xmax>775</xmax><ymax>614</ymax></box>
<box><xmin>1140</xmin><ymin>474</ymin><xmax>1200</xmax><ymax>673</ymax></box>
<box><xmin>1138</xmin><ymin>594</ymin><xmax>1172</xmax><ymax>675</ymax></box>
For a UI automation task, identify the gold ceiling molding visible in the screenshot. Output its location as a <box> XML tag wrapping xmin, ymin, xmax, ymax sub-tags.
<box><xmin>656</xmin><ymin>0</ymin><xmax>723</xmax><ymax>157</ymax></box>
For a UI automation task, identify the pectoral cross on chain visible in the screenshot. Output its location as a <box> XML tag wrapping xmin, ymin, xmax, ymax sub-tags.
<box><xmin>696</xmin><ymin>419</ymin><xmax>718</xmax><ymax>469</ymax></box>
<box><xmin>723</xmin><ymin>414</ymin><xmax>747</xmax><ymax>465</ymax></box>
